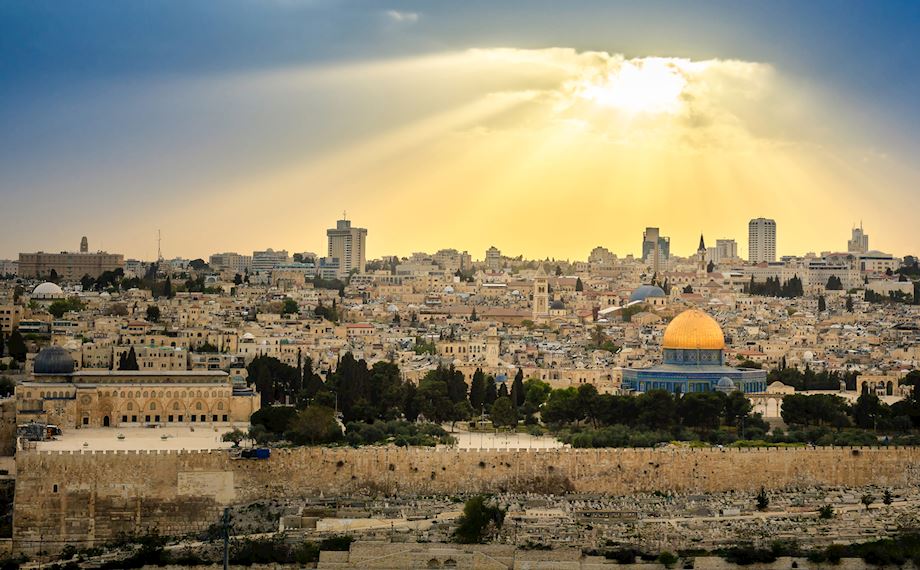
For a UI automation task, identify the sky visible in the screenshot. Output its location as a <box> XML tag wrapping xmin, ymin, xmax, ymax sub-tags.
<box><xmin>1</xmin><ymin>0</ymin><xmax>919</xmax><ymax>261</ymax></box>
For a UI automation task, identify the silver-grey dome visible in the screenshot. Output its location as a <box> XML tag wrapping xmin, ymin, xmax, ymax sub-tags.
<box><xmin>33</xmin><ymin>346</ymin><xmax>75</xmax><ymax>375</ymax></box>
<box><xmin>629</xmin><ymin>285</ymin><xmax>666</xmax><ymax>303</ymax></box>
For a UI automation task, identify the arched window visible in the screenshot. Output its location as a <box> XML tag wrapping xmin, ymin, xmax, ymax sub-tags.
<box><xmin>127</xmin><ymin>402</ymin><xmax>134</xmax><ymax>411</ymax></box>
<box><xmin>143</xmin><ymin>391</ymin><xmax>148</xmax><ymax>398</ymax></box>
<box><xmin>149</xmin><ymin>402</ymin><xmax>156</xmax><ymax>411</ymax></box>
<box><xmin>196</xmin><ymin>402</ymin><xmax>203</xmax><ymax>411</ymax></box>
<box><xmin>217</xmin><ymin>402</ymin><xmax>224</xmax><ymax>410</ymax></box>
<box><xmin>173</xmin><ymin>402</ymin><xmax>180</xmax><ymax>410</ymax></box>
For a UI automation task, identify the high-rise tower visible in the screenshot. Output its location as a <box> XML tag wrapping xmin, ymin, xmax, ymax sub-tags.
<box><xmin>326</xmin><ymin>213</ymin><xmax>367</xmax><ymax>278</ymax></box>
<box><xmin>748</xmin><ymin>218</ymin><xmax>776</xmax><ymax>263</ymax></box>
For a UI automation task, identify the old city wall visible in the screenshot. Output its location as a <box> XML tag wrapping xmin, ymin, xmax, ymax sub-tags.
<box><xmin>13</xmin><ymin>446</ymin><xmax>920</xmax><ymax>554</ymax></box>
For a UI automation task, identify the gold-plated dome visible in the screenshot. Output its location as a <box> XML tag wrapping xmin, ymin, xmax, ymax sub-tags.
<box><xmin>662</xmin><ymin>309</ymin><xmax>725</xmax><ymax>350</ymax></box>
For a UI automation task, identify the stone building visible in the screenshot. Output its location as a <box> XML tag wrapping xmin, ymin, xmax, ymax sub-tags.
<box><xmin>14</xmin><ymin>346</ymin><xmax>259</xmax><ymax>428</ymax></box>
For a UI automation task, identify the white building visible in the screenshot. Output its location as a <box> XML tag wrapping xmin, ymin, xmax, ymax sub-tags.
<box><xmin>251</xmin><ymin>249</ymin><xmax>289</xmax><ymax>275</ymax></box>
<box><xmin>748</xmin><ymin>218</ymin><xmax>776</xmax><ymax>263</ymax></box>
<box><xmin>326</xmin><ymin>217</ymin><xmax>367</xmax><ymax>278</ymax></box>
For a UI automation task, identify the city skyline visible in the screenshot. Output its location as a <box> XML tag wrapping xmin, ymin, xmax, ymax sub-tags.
<box><xmin>2</xmin><ymin>1</ymin><xmax>920</xmax><ymax>260</ymax></box>
<box><xmin>1</xmin><ymin>215</ymin><xmax>907</xmax><ymax>264</ymax></box>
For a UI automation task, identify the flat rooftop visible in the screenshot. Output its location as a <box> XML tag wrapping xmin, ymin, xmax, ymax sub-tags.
<box><xmin>32</xmin><ymin>425</ymin><xmax>246</xmax><ymax>452</ymax></box>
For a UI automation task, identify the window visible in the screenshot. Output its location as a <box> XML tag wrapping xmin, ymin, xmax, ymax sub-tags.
<box><xmin>145</xmin><ymin>415</ymin><xmax>150</xmax><ymax>422</ymax></box>
<box><xmin>212</xmin><ymin>415</ymin><xmax>217</xmax><ymax>422</ymax></box>
<box><xmin>82</xmin><ymin>417</ymin><xmax>89</xmax><ymax>426</ymax></box>
<box><xmin>122</xmin><ymin>415</ymin><xmax>128</xmax><ymax>423</ymax></box>
<box><xmin>191</xmin><ymin>415</ymin><xmax>197</xmax><ymax>422</ymax></box>
<box><xmin>173</xmin><ymin>402</ymin><xmax>180</xmax><ymax>410</ymax></box>
<box><xmin>222</xmin><ymin>415</ymin><xmax>228</xmax><ymax>422</ymax></box>
<box><xmin>196</xmin><ymin>402</ymin><xmax>203</xmax><ymax>411</ymax></box>
<box><xmin>178</xmin><ymin>415</ymin><xmax>183</xmax><ymax>422</ymax></box>
<box><xmin>155</xmin><ymin>415</ymin><xmax>160</xmax><ymax>422</ymax></box>
<box><xmin>52</xmin><ymin>484</ymin><xmax>58</xmax><ymax>493</ymax></box>
<box><xmin>131</xmin><ymin>415</ymin><xmax>137</xmax><ymax>422</ymax></box>
<box><xmin>127</xmin><ymin>402</ymin><xmax>134</xmax><ymax>411</ymax></box>
<box><xmin>168</xmin><ymin>415</ymin><xmax>173</xmax><ymax>422</ymax></box>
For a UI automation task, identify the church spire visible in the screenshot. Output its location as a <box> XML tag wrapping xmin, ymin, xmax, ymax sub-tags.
<box><xmin>697</xmin><ymin>234</ymin><xmax>706</xmax><ymax>253</ymax></box>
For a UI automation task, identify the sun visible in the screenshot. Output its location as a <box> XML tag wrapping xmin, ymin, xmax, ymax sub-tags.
<box><xmin>574</xmin><ymin>58</ymin><xmax>688</xmax><ymax>115</ymax></box>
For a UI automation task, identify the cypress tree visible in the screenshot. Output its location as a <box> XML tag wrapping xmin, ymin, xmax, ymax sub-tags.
<box><xmin>484</xmin><ymin>376</ymin><xmax>498</xmax><ymax>407</ymax></box>
<box><xmin>511</xmin><ymin>368</ymin><xmax>525</xmax><ymax>408</ymax></box>
<box><xmin>469</xmin><ymin>368</ymin><xmax>487</xmax><ymax>410</ymax></box>
<box><xmin>7</xmin><ymin>331</ymin><xmax>26</xmax><ymax>362</ymax></box>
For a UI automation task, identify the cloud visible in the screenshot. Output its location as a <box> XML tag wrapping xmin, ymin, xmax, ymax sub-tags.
<box><xmin>385</xmin><ymin>9</ymin><xmax>419</xmax><ymax>24</ymax></box>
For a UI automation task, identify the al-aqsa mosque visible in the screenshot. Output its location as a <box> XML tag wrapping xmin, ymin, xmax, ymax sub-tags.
<box><xmin>622</xmin><ymin>308</ymin><xmax>767</xmax><ymax>394</ymax></box>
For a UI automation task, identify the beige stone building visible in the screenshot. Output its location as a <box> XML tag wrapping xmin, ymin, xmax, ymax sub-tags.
<box><xmin>18</xmin><ymin>241</ymin><xmax>123</xmax><ymax>280</ymax></box>
<box><xmin>15</xmin><ymin>347</ymin><xmax>259</xmax><ymax>428</ymax></box>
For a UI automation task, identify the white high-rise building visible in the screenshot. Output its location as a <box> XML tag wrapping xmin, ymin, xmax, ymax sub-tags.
<box><xmin>326</xmin><ymin>215</ymin><xmax>367</xmax><ymax>278</ymax></box>
<box><xmin>848</xmin><ymin>223</ymin><xmax>869</xmax><ymax>254</ymax></box>
<box><xmin>748</xmin><ymin>218</ymin><xmax>776</xmax><ymax>263</ymax></box>
<box><xmin>251</xmin><ymin>249</ymin><xmax>289</xmax><ymax>274</ymax></box>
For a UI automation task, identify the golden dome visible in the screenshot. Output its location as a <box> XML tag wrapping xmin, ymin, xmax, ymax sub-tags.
<box><xmin>662</xmin><ymin>309</ymin><xmax>725</xmax><ymax>350</ymax></box>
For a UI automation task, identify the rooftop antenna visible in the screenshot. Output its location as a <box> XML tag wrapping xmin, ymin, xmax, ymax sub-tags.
<box><xmin>342</xmin><ymin>210</ymin><xmax>347</xmax><ymax>221</ymax></box>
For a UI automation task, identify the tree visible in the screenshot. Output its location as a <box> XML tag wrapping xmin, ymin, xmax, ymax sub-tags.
<box><xmin>163</xmin><ymin>276</ymin><xmax>174</xmax><ymax>299</ymax></box>
<box><xmin>846</xmin><ymin>295</ymin><xmax>854</xmax><ymax>312</ymax></box>
<box><xmin>826</xmin><ymin>275</ymin><xmax>843</xmax><ymax>290</ymax></box>
<box><xmin>146</xmin><ymin>305</ymin><xmax>161</xmax><ymax>322</ymax></box>
<box><xmin>7</xmin><ymin>331</ymin><xmax>26</xmax><ymax>362</ymax></box>
<box><xmin>490</xmin><ymin>397</ymin><xmax>518</xmax><ymax>428</ymax></box>
<box><xmin>756</xmin><ymin>487</ymin><xmax>769</xmax><ymax>511</ymax></box>
<box><xmin>281</xmin><ymin>298</ymin><xmax>299</xmax><ymax>316</ymax></box>
<box><xmin>818</xmin><ymin>505</ymin><xmax>834</xmax><ymax>519</ymax></box>
<box><xmin>221</xmin><ymin>428</ymin><xmax>246</xmax><ymax>448</ymax></box>
<box><xmin>575</xmin><ymin>277</ymin><xmax>584</xmax><ymax>292</ymax></box>
<box><xmin>286</xmin><ymin>405</ymin><xmax>342</xmax><ymax>445</ymax></box>
<box><xmin>851</xmin><ymin>394</ymin><xmax>888</xmax><ymax>430</ymax></box>
<box><xmin>510</xmin><ymin>368</ymin><xmax>525</xmax><ymax>408</ymax></box>
<box><xmin>484</xmin><ymin>376</ymin><xmax>498</xmax><ymax>408</ymax></box>
<box><xmin>677</xmin><ymin>392</ymin><xmax>725</xmax><ymax>431</ymax></box>
<box><xmin>883</xmin><ymin>489</ymin><xmax>893</xmax><ymax>506</ymax></box>
<box><xmin>48</xmin><ymin>297</ymin><xmax>84</xmax><ymax>318</ymax></box>
<box><xmin>817</xmin><ymin>295</ymin><xmax>826</xmax><ymax>312</ymax></box>
<box><xmin>469</xmin><ymin>369</ymin><xmax>487</xmax><ymax>410</ymax></box>
<box><xmin>683</xmin><ymin>284</ymin><xmax>694</xmax><ymax>294</ymax></box>
<box><xmin>233</xmin><ymin>273</ymin><xmax>243</xmax><ymax>286</ymax></box>
<box><xmin>0</xmin><ymin>332</ymin><xmax>5</xmax><ymax>358</ymax></box>
<box><xmin>723</xmin><ymin>391</ymin><xmax>752</xmax><ymax>427</ymax></box>
<box><xmin>861</xmin><ymin>493</ymin><xmax>873</xmax><ymax>510</ymax></box>
<box><xmin>416</xmin><ymin>371</ymin><xmax>454</xmax><ymax>424</ymax></box>
<box><xmin>454</xmin><ymin>496</ymin><xmax>505</xmax><ymax>544</ymax></box>
<box><xmin>119</xmin><ymin>347</ymin><xmax>140</xmax><ymax>371</ymax></box>
<box><xmin>707</xmin><ymin>260</ymin><xmax>715</xmax><ymax>273</ymax></box>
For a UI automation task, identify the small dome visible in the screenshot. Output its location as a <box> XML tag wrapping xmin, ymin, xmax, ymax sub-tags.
<box><xmin>550</xmin><ymin>300</ymin><xmax>566</xmax><ymax>310</ymax></box>
<box><xmin>715</xmin><ymin>377</ymin><xmax>736</xmax><ymax>393</ymax></box>
<box><xmin>33</xmin><ymin>346</ymin><xmax>75</xmax><ymax>375</ymax></box>
<box><xmin>662</xmin><ymin>309</ymin><xmax>725</xmax><ymax>350</ymax></box>
<box><xmin>630</xmin><ymin>285</ymin><xmax>666</xmax><ymax>303</ymax></box>
<box><xmin>32</xmin><ymin>282</ymin><xmax>64</xmax><ymax>299</ymax></box>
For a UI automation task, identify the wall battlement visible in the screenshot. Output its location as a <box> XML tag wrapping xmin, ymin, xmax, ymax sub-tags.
<box><xmin>13</xmin><ymin>446</ymin><xmax>920</xmax><ymax>555</ymax></box>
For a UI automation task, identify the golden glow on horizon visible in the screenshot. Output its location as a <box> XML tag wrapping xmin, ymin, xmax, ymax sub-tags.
<box><xmin>95</xmin><ymin>47</ymin><xmax>915</xmax><ymax>260</ymax></box>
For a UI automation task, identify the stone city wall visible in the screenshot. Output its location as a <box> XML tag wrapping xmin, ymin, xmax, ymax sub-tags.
<box><xmin>13</xmin><ymin>446</ymin><xmax>920</xmax><ymax>554</ymax></box>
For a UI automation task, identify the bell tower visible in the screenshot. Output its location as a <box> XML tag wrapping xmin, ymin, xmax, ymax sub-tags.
<box><xmin>533</xmin><ymin>265</ymin><xmax>549</xmax><ymax>319</ymax></box>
